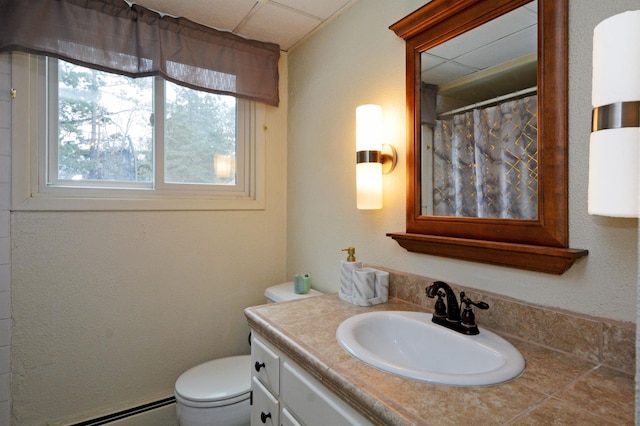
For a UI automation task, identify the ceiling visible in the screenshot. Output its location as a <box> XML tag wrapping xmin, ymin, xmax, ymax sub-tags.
<box><xmin>130</xmin><ymin>0</ymin><xmax>538</xmax><ymax>106</ymax></box>
<box><xmin>132</xmin><ymin>0</ymin><xmax>359</xmax><ymax>51</ymax></box>
<box><xmin>422</xmin><ymin>1</ymin><xmax>537</xmax><ymax>86</ymax></box>
<box><xmin>421</xmin><ymin>1</ymin><xmax>538</xmax><ymax>113</ymax></box>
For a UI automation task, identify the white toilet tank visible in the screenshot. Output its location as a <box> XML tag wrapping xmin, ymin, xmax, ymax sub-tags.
<box><xmin>264</xmin><ymin>281</ymin><xmax>323</xmax><ymax>303</ymax></box>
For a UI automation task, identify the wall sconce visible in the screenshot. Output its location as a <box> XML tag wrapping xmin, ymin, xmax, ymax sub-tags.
<box><xmin>588</xmin><ymin>10</ymin><xmax>640</xmax><ymax>217</ymax></box>
<box><xmin>356</xmin><ymin>104</ymin><xmax>397</xmax><ymax>209</ymax></box>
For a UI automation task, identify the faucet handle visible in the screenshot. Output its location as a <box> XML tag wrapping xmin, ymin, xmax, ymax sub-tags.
<box><xmin>460</xmin><ymin>291</ymin><xmax>489</xmax><ymax>335</ymax></box>
<box><xmin>433</xmin><ymin>290</ymin><xmax>447</xmax><ymax>318</ymax></box>
<box><xmin>460</xmin><ymin>292</ymin><xmax>489</xmax><ymax>333</ymax></box>
<box><xmin>460</xmin><ymin>292</ymin><xmax>489</xmax><ymax>310</ymax></box>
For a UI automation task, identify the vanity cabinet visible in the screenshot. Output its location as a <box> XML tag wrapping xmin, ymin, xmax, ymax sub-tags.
<box><xmin>250</xmin><ymin>333</ymin><xmax>372</xmax><ymax>426</ymax></box>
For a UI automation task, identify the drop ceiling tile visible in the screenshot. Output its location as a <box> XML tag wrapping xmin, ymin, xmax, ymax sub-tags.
<box><xmin>134</xmin><ymin>0</ymin><xmax>257</xmax><ymax>32</ymax></box>
<box><xmin>524</xmin><ymin>0</ymin><xmax>538</xmax><ymax>15</ymax></box>
<box><xmin>422</xmin><ymin>61</ymin><xmax>478</xmax><ymax>86</ymax></box>
<box><xmin>455</xmin><ymin>26</ymin><xmax>537</xmax><ymax>70</ymax></box>
<box><xmin>238</xmin><ymin>2</ymin><xmax>321</xmax><ymax>49</ymax></box>
<box><xmin>274</xmin><ymin>0</ymin><xmax>352</xmax><ymax>20</ymax></box>
<box><xmin>427</xmin><ymin>5</ymin><xmax>537</xmax><ymax>60</ymax></box>
<box><xmin>421</xmin><ymin>53</ymin><xmax>447</xmax><ymax>72</ymax></box>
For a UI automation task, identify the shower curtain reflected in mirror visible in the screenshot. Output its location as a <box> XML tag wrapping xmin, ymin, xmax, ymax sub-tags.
<box><xmin>432</xmin><ymin>95</ymin><xmax>538</xmax><ymax>219</ymax></box>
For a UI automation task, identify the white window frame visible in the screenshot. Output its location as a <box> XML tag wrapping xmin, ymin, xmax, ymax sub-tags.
<box><xmin>11</xmin><ymin>52</ymin><xmax>265</xmax><ymax>211</ymax></box>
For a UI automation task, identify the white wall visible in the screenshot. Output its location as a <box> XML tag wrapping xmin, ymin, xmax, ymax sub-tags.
<box><xmin>9</xmin><ymin>55</ymin><xmax>289</xmax><ymax>424</ymax></box>
<box><xmin>287</xmin><ymin>0</ymin><xmax>639</xmax><ymax>323</ymax></box>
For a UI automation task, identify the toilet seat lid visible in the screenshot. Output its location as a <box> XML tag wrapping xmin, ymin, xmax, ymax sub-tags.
<box><xmin>175</xmin><ymin>355</ymin><xmax>251</xmax><ymax>403</ymax></box>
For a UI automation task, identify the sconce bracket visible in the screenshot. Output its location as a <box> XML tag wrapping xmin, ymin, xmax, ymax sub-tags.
<box><xmin>356</xmin><ymin>150</ymin><xmax>382</xmax><ymax>163</ymax></box>
<box><xmin>356</xmin><ymin>145</ymin><xmax>397</xmax><ymax>174</ymax></box>
<box><xmin>381</xmin><ymin>144</ymin><xmax>397</xmax><ymax>174</ymax></box>
<box><xmin>592</xmin><ymin>101</ymin><xmax>640</xmax><ymax>132</ymax></box>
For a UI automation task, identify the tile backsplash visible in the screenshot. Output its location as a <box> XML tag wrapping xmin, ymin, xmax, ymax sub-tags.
<box><xmin>382</xmin><ymin>268</ymin><xmax>635</xmax><ymax>375</ymax></box>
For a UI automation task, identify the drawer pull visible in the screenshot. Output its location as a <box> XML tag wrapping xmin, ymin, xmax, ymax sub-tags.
<box><xmin>254</xmin><ymin>361</ymin><xmax>266</xmax><ymax>372</ymax></box>
<box><xmin>260</xmin><ymin>411</ymin><xmax>272</xmax><ymax>423</ymax></box>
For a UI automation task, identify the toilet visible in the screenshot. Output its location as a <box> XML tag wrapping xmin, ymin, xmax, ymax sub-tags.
<box><xmin>175</xmin><ymin>282</ymin><xmax>322</xmax><ymax>426</ymax></box>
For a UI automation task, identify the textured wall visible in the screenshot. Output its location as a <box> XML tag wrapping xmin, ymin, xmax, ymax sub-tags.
<box><xmin>10</xmin><ymin>56</ymin><xmax>289</xmax><ymax>424</ymax></box>
<box><xmin>286</xmin><ymin>0</ymin><xmax>638</xmax><ymax>323</ymax></box>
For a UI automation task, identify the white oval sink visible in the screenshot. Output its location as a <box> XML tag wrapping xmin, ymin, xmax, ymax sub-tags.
<box><xmin>336</xmin><ymin>311</ymin><xmax>525</xmax><ymax>386</ymax></box>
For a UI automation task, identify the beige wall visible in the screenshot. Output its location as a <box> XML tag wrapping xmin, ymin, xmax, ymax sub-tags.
<box><xmin>10</xmin><ymin>56</ymin><xmax>289</xmax><ymax>423</ymax></box>
<box><xmin>7</xmin><ymin>0</ymin><xmax>640</xmax><ymax>424</ymax></box>
<box><xmin>287</xmin><ymin>0</ymin><xmax>638</xmax><ymax>323</ymax></box>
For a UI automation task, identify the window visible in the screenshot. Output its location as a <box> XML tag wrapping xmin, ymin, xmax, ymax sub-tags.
<box><xmin>12</xmin><ymin>53</ymin><xmax>265</xmax><ymax>210</ymax></box>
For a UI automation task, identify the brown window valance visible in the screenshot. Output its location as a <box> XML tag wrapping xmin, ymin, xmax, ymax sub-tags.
<box><xmin>0</xmin><ymin>0</ymin><xmax>280</xmax><ymax>106</ymax></box>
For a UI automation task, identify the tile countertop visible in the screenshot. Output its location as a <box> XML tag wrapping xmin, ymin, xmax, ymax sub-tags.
<box><xmin>244</xmin><ymin>294</ymin><xmax>634</xmax><ymax>425</ymax></box>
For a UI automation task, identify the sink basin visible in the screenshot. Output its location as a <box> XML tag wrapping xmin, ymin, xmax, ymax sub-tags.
<box><xmin>336</xmin><ymin>311</ymin><xmax>525</xmax><ymax>386</ymax></box>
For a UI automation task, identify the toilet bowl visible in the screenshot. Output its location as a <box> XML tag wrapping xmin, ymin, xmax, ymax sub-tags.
<box><xmin>175</xmin><ymin>355</ymin><xmax>251</xmax><ymax>426</ymax></box>
<box><xmin>175</xmin><ymin>282</ymin><xmax>322</xmax><ymax>426</ymax></box>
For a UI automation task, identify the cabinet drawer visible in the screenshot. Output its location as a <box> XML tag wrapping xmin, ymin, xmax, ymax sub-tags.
<box><xmin>251</xmin><ymin>336</ymin><xmax>280</xmax><ymax>395</ymax></box>
<box><xmin>281</xmin><ymin>407</ymin><xmax>302</xmax><ymax>426</ymax></box>
<box><xmin>281</xmin><ymin>361</ymin><xmax>372</xmax><ymax>426</ymax></box>
<box><xmin>251</xmin><ymin>376</ymin><xmax>279</xmax><ymax>426</ymax></box>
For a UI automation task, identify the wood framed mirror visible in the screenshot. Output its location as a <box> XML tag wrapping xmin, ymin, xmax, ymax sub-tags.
<box><xmin>387</xmin><ymin>0</ymin><xmax>587</xmax><ymax>274</ymax></box>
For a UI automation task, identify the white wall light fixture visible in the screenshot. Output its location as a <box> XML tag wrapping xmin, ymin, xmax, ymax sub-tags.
<box><xmin>589</xmin><ymin>10</ymin><xmax>640</xmax><ymax>217</ymax></box>
<box><xmin>355</xmin><ymin>104</ymin><xmax>397</xmax><ymax>210</ymax></box>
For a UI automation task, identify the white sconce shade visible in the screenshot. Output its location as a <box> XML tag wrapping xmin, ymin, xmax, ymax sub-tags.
<box><xmin>588</xmin><ymin>10</ymin><xmax>640</xmax><ymax>217</ymax></box>
<box><xmin>356</xmin><ymin>162</ymin><xmax>383</xmax><ymax>209</ymax></box>
<box><xmin>356</xmin><ymin>104</ymin><xmax>382</xmax><ymax>152</ymax></box>
<box><xmin>356</xmin><ymin>104</ymin><xmax>383</xmax><ymax>209</ymax></box>
<box><xmin>589</xmin><ymin>128</ymin><xmax>640</xmax><ymax>217</ymax></box>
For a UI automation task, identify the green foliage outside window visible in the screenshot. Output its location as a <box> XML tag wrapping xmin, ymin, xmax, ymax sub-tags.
<box><xmin>56</xmin><ymin>60</ymin><xmax>237</xmax><ymax>186</ymax></box>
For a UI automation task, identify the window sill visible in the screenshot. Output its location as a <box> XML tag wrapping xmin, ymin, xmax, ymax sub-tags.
<box><xmin>11</xmin><ymin>193</ymin><xmax>264</xmax><ymax>212</ymax></box>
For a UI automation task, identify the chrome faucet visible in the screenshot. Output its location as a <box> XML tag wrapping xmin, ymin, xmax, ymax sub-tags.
<box><xmin>425</xmin><ymin>281</ymin><xmax>489</xmax><ymax>335</ymax></box>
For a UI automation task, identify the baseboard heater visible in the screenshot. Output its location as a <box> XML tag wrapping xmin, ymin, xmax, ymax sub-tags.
<box><xmin>71</xmin><ymin>396</ymin><xmax>176</xmax><ymax>426</ymax></box>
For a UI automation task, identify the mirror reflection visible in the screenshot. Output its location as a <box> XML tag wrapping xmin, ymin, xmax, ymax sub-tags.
<box><xmin>420</xmin><ymin>2</ymin><xmax>538</xmax><ymax>219</ymax></box>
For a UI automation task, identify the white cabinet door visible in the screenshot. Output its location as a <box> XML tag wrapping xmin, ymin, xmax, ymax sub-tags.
<box><xmin>251</xmin><ymin>336</ymin><xmax>280</xmax><ymax>395</ymax></box>
<box><xmin>251</xmin><ymin>376</ymin><xmax>279</xmax><ymax>426</ymax></box>
<box><xmin>281</xmin><ymin>361</ymin><xmax>372</xmax><ymax>426</ymax></box>
<box><xmin>281</xmin><ymin>407</ymin><xmax>303</xmax><ymax>426</ymax></box>
<box><xmin>250</xmin><ymin>330</ymin><xmax>373</xmax><ymax>426</ymax></box>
